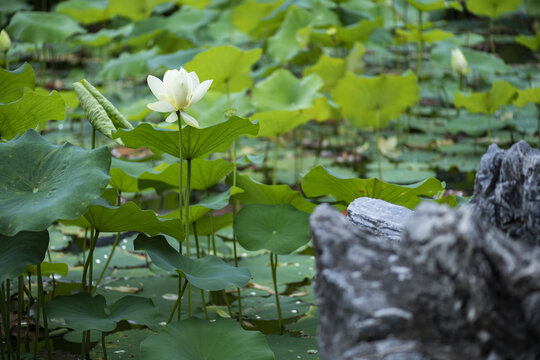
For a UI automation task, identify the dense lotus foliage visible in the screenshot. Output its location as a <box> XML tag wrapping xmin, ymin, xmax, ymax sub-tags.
<box><xmin>0</xmin><ymin>0</ymin><xmax>538</xmax><ymax>359</ymax></box>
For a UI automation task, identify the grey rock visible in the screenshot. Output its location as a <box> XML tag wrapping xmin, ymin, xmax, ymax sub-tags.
<box><xmin>347</xmin><ymin>198</ymin><xmax>413</xmax><ymax>242</ymax></box>
<box><xmin>311</xmin><ymin>203</ymin><xmax>540</xmax><ymax>360</ymax></box>
<box><xmin>470</xmin><ymin>140</ymin><xmax>540</xmax><ymax>246</ymax></box>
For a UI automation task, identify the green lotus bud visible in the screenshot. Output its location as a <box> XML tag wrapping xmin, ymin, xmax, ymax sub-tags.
<box><xmin>0</xmin><ymin>29</ymin><xmax>11</xmax><ymax>53</ymax></box>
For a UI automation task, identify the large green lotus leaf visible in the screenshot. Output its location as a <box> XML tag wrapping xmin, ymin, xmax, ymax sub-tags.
<box><xmin>138</xmin><ymin>158</ymin><xmax>233</xmax><ymax>191</ymax></box>
<box><xmin>265</xmin><ymin>334</ymin><xmax>319</xmax><ymax>360</ymax></box>
<box><xmin>310</xmin><ymin>18</ymin><xmax>383</xmax><ymax>47</ymax></box>
<box><xmin>140</xmin><ymin>318</ymin><xmax>274</xmax><ymax>360</ymax></box>
<box><xmin>252</xmin><ymin>70</ymin><xmax>323</xmax><ymax>112</ymax></box>
<box><xmin>123</xmin><ymin>17</ymin><xmax>167</xmax><ymax>47</ymax></box>
<box><xmin>0</xmin><ymin>130</ymin><xmax>110</xmax><ymax>236</ymax></box>
<box><xmin>56</xmin><ymin>0</ymin><xmax>109</xmax><ymax>25</ymax></box>
<box><xmin>0</xmin><ymin>89</ymin><xmax>65</xmax><ymax>140</ymax></box>
<box><xmin>234</xmin><ymin>204</ymin><xmax>311</xmax><ymax>255</ymax></box>
<box><xmin>516</xmin><ymin>33</ymin><xmax>540</xmax><ymax>52</ymax></box>
<box><xmin>251</xmin><ymin>110</ymin><xmax>310</xmax><ymax>138</ymax></box>
<box><xmin>134</xmin><ymin>234</ymin><xmax>251</xmax><ymax>290</ymax></box>
<box><xmin>84</xmin><ymin>200</ymin><xmax>183</xmax><ymax>240</ymax></box>
<box><xmin>303</xmin><ymin>54</ymin><xmax>346</xmax><ymax>92</ymax></box>
<box><xmin>331</xmin><ymin>71</ymin><xmax>419</xmax><ymax>129</ymax></box>
<box><xmin>454</xmin><ymin>81</ymin><xmax>516</xmax><ymax>114</ymax></box>
<box><xmin>0</xmin><ymin>63</ymin><xmax>35</xmax><ymax>103</ymax></box>
<box><xmin>47</xmin><ymin>293</ymin><xmax>157</xmax><ymax>332</ymax></box>
<box><xmin>405</xmin><ymin>0</ymin><xmax>462</xmax><ymax>11</ymax></box>
<box><xmin>466</xmin><ymin>0</ymin><xmax>522</xmax><ymax>18</ymax></box>
<box><xmin>107</xmin><ymin>0</ymin><xmax>172</xmax><ymax>20</ymax></box>
<box><xmin>232</xmin><ymin>0</ymin><xmax>285</xmax><ymax>34</ymax></box>
<box><xmin>395</xmin><ymin>28</ymin><xmax>453</xmax><ymax>44</ymax></box>
<box><xmin>165</xmin><ymin>6</ymin><xmax>217</xmax><ymax>41</ymax></box>
<box><xmin>301</xmin><ymin>166</ymin><xmax>444</xmax><ymax>209</ymax></box>
<box><xmin>0</xmin><ymin>231</ymin><xmax>49</xmax><ymax>283</ymax></box>
<box><xmin>267</xmin><ymin>6</ymin><xmax>312</xmax><ymax>63</ymax></box>
<box><xmin>230</xmin><ymin>174</ymin><xmax>315</xmax><ymax>214</ymax></box>
<box><xmin>514</xmin><ymin>87</ymin><xmax>540</xmax><ymax>106</ymax></box>
<box><xmin>114</xmin><ymin>116</ymin><xmax>259</xmax><ymax>160</ymax></box>
<box><xmin>303</xmin><ymin>96</ymin><xmax>341</xmax><ymax>122</ymax></box>
<box><xmin>147</xmin><ymin>48</ymin><xmax>204</xmax><ymax>71</ymax></box>
<box><xmin>185</xmin><ymin>45</ymin><xmax>262</xmax><ymax>92</ymax></box>
<box><xmin>190</xmin><ymin>213</ymin><xmax>232</xmax><ymax>236</ymax></box>
<box><xmin>24</xmin><ymin>262</ymin><xmax>68</xmax><ymax>277</ymax></box>
<box><xmin>187</xmin><ymin>90</ymin><xmax>253</xmax><ymax>128</ymax></box>
<box><xmin>109</xmin><ymin>157</ymin><xmax>153</xmax><ymax>192</ymax></box>
<box><xmin>7</xmin><ymin>11</ymin><xmax>86</xmax><ymax>44</ymax></box>
<box><xmin>99</xmin><ymin>48</ymin><xmax>157</xmax><ymax>80</ymax></box>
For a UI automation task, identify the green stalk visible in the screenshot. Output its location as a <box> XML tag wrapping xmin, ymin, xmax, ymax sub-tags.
<box><xmin>272</xmin><ymin>137</ymin><xmax>279</xmax><ymax>185</ymax></box>
<box><xmin>222</xmin><ymin>291</ymin><xmax>233</xmax><ymax>318</ymax></box>
<box><xmin>167</xmin><ymin>281</ymin><xmax>188</xmax><ymax>324</ymax></box>
<box><xmin>17</xmin><ymin>276</ymin><xmax>23</xmax><ymax>360</ymax></box>
<box><xmin>36</xmin><ymin>265</ymin><xmax>52</xmax><ymax>360</ymax></box>
<box><xmin>375</xmin><ymin>109</ymin><xmax>382</xmax><ymax>180</ymax></box>
<box><xmin>91</xmin><ymin>127</ymin><xmax>96</xmax><ymax>150</ymax></box>
<box><xmin>416</xmin><ymin>10</ymin><xmax>423</xmax><ymax>79</ymax></box>
<box><xmin>185</xmin><ymin>158</ymin><xmax>192</xmax><ymax>317</ymax></box>
<box><xmin>487</xmin><ymin>113</ymin><xmax>492</xmax><ymax>142</ymax></box>
<box><xmin>101</xmin><ymin>332</ymin><xmax>108</xmax><ymax>360</ymax></box>
<box><xmin>26</xmin><ymin>275</ymin><xmax>31</xmax><ymax>354</ymax></box>
<box><xmin>33</xmin><ymin>278</ymin><xmax>40</xmax><ymax>360</ymax></box>
<box><xmin>231</xmin><ymin>140</ymin><xmax>243</xmax><ymax>324</ymax></box>
<box><xmin>82</xmin><ymin>230</ymin><xmax>100</xmax><ymax>292</ymax></box>
<box><xmin>4</xmin><ymin>52</ymin><xmax>8</xmax><ymax>71</ymax></box>
<box><xmin>1</xmin><ymin>282</ymin><xmax>13</xmax><ymax>359</ymax></box>
<box><xmin>177</xmin><ymin>110</ymin><xmax>184</xmax><ymax>320</ymax></box>
<box><xmin>193</xmin><ymin>223</ymin><xmax>209</xmax><ymax>320</ymax></box>
<box><xmin>270</xmin><ymin>253</ymin><xmax>283</xmax><ymax>333</ymax></box>
<box><xmin>0</xmin><ymin>310</ymin><xmax>5</xmax><ymax>360</ymax></box>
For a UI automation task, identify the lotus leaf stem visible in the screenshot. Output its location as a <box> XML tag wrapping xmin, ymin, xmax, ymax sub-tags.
<box><xmin>101</xmin><ymin>332</ymin><xmax>108</xmax><ymax>360</ymax></box>
<box><xmin>17</xmin><ymin>276</ymin><xmax>23</xmax><ymax>360</ymax></box>
<box><xmin>270</xmin><ymin>253</ymin><xmax>283</xmax><ymax>333</ymax></box>
<box><xmin>36</xmin><ymin>265</ymin><xmax>52</xmax><ymax>360</ymax></box>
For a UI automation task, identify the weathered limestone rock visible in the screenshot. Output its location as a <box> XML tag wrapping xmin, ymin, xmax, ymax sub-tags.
<box><xmin>311</xmin><ymin>203</ymin><xmax>540</xmax><ymax>360</ymax></box>
<box><xmin>347</xmin><ymin>198</ymin><xmax>413</xmax><ymax>242</ymax></box>
<box><xmin>470</xmin><ymin>140</ymin><xmax>540</xmax><ymax>245</ymax></box>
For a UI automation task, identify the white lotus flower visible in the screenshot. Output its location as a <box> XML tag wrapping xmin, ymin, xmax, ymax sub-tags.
<box><xmin>146</xmin><ymin>68</ymin><xmax>212</xmax><ymax>128</ymax></box>
<box><xmin>451</xmin><ymin>49</ymin><xmax>469</xmax><ymax>75</ymax></box>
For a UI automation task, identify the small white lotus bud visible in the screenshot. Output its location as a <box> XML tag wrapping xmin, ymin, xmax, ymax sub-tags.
<box><xmin>451</xmin><ymin>48</ymin><xmax>469</xmax><ymax>75</ymax></box>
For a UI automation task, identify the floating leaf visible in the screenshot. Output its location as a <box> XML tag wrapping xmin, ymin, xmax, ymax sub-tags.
<box><xmin>0</xmin><ymin>231</ymin><xmax>49</xmax><ymax>283</ymax></box>
<box><xmin>231</xmin><ymin>174</ymin><xmax>315</xmax><ymax>213</ymax></box>
<box><xmin>0</xmin><ymin>89</ymin><xmax>65</xmax><ymax>140</ymax></box>
<box><xmin>301</xmin><ymin>166</ymin><xmax>444</xmax><ymax>209</ymax></box>
<box><xmin>7</xmin><ymin>11</ymin><xmax>85</xmax><ymax>44</ymax></box>
<box><xmin>0</xmin><ymin>63</ymin><xmax>35</xmax><ymax>103</ymax></box>
<box><xmin>114</xmin><ymin>116</ymin><xmax>259</xmax><ymax>160</ymax></box>
<box><xmin>185</xmin><ymin>45</ymin><xmax>262</xmax><ymax>92</ymax></box>
<box><xmin>0</xmin><ymin>130</ymin><xmax>110</xmax><ymax>236</ymax></box>
<box><xmin>235</xmin><ymin>204</ymin><xmax>311</xmax><ymax>255</ymax></box>
<box><xmin>454</xmin><ymin>80</ymin><xmax>516</xmax><ymax>114</ymax></box>
<box><xmin>466</xmin><ymin>0</ymin><xmax>523</xmax><ymax>18</ymax></box>
<box><xmin>332</xmin><ymin>71</ymin><xmax>419</xmax><ymax>129</ymax></box>
<box><xmin>47</xmin><ymin>293</ymin><xmax>158</xmax><ymax>331</ymax></box>
<box><xmin>84</xmin><ymin>200</ymin><xmax>183</xmax><ymax>240</ymax></box>
<box><xmin>140</xmin><ymin>318</ymin><xmax>274</xmax><ymax>360</ymax></box>
<box><xmin>253</xmin><ymin>70</ymin><xmax>323</xmax><ymax>112</ymax></box>
<box><xmin>134</xmin><ymin>234</ymin><xmax>251</xmax><ymax>290</ymax></box>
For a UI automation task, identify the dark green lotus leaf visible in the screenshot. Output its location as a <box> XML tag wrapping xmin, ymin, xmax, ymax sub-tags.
<box><xmin>84</xmin><ymin>200</ymin><xmax>183</xmax><ymax>241</ymax></box>
<box><xmin>234</xmin><ymin>204</ymin><xmax>311</xmax><ymax>255</ymax></box>
<box><xmin>0</xmin><ymin>231</ymin><xmax>49</xmax><ymax>283</ymax></box>
<box><xmin>229</xmin><ymin>174</ymin><xmax>315</xmax><ymax>213</ymax></box>
<box><xmin>0</xmin><ymin>130</ymin><xmax>110</xmax><ymax>236</ymax></box>
<box><xmin>140</xmin><ymin>318</ymin><xmax>274</xmax><ymax>360</ymax></box>
<box><xmin>239</xmin><ymin>296</ymin><xmax>310</xmax><ymax>321</ymax></box>
<box><xmin>7</xmin><ymin>11</ymin><xmax>86</xmax><ymax>44</ymax></box>
<box><xmin>134</xmin><ymin>234</ymin><xmax>251</xmax><ymax>290</ymax></box>
<box><xmin>190</xmin><ymin>213</ymin><xmax>232</xmax><ymax>236</ymax></box>
<box><xmin>147</xmin><ymin>48</ymin><xmax>204</xmax><ymax>71</ymax></box>
<box><xmin>266</xmin><ymin>334</ymin><xmax>319</xmax><ymax>360</ymax></box>
<box><xmin>99</xmin><ymin>48</ymin><xmax>157</xmax><ymax>80</ymax></box>
<box><xmin>24</xmin><ymin>262</ymin><xmax>68</xmax><ymax>277</ymax></box>
<box><xmin>0</xmin><ymin>89</ymin><xmax>66</xmax><ymax>140</ymax></box>
<box><xmin>114</xmin><ymin>116</ymin><xmax>259</xmax><ymax>160</ymax></box>
<box><xmin>138</xmin><ymin>158</ymin><xmax>233</xmax><ymax>191</ymax></box>
<box><xmin>109</xmin><ymin>157</ymin><xmax>153</xmax><ymax>192</ymax></box>
<box><xmin>0</xmin><ymin>63</ymin><xmax>35</xmax><ymax>103</ymax></box>
<box><xmin>466</xmin><ymin>0</ymin><xmax>522</xmax><ymax>18</ymax></box>
<box><xmin>56</xmin><ymin>0</ymin><xmax>109</xmax><ymax>25</ymax></box>
<box><xmin>47</xmin><ymin>293</ymin><xmax>158</xmax><ymax>332</ymax></box>
<box><xmin>301</xmin><ymin>166</ymin><xmax>444</xmax><ymax>209</ymax></box>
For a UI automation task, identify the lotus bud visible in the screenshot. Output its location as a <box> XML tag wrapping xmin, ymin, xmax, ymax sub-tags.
<box><xmin>451</xmin><ymin>48</ymin><xmax>469</xmax><ymax>75</ymax></box>
<box><xmin>0</xmin><ymin>29</ymin><xmax>11</xmax><ymax>53</ymax></box>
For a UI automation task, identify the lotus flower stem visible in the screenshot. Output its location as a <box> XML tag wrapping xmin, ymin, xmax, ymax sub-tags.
<box><xmin>36</xmin><ymin>265</ymin><xmax>52</xmax><ymax>360</ymax></box>
<box><xmin>167</xmin><ymin>280</ymin><xmax>188</xmax><ymax>324</ymax></box>
<box><xmin>178</xmin><ymin>110</ymin><xmax>184</xmax><ymax>320</ymax></box>
<box><xmin>185</xmin><ymin>158</ymin><xmax>192</xmax><ymax>317</ymax></box>
<box><xmin>101</xmin><ymin>332</ymin><xmax>108</xmax><ymax>360</ymax></box>
<box><xmin>270</xmin><ymin>253</ymin><xmax>283</xmax><ymax>333</ymax></box>
<box><xmin>17</xmin><ymin>276</ymin><xmax>23</xmax><ymax>360</ymax></box>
